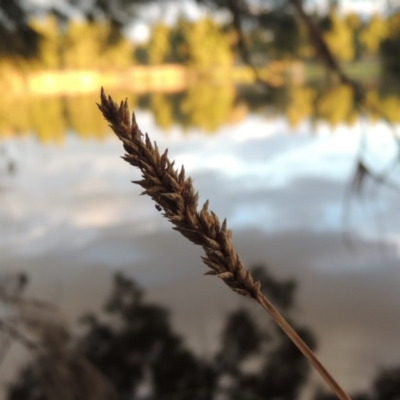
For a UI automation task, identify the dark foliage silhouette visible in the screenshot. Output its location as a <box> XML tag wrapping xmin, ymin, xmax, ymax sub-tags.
<box><xmin>7</xmin><ymin>265</ymin><xmax>317</xmax><ymax>400</ymax></box>
<box><xmin>0</xmin><ymin>0</ymin><xmax>41</xmax><ymax>58</ymax></box>
<box><xmin>78</xmin><ymin>273</ymin><xmax>216</xmax><ymax>400</ymax></box>
<box><xmin>315</xmin><ymin>366</ymin><xmax>400</xmax><ymax>400</ymax></box>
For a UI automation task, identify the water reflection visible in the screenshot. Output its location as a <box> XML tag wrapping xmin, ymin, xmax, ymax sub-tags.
<box><xmin>1</xmin><ymin>87</ymin><xmax>400</xmax><ymax>397</ymax></box>
<box><xmin>3</xmin><ymin>83</ymin><xmax>400</xmax><ymax>142</ymax></box>
<box><xmin>1</xmin><ymin>108</ymin><xmax>399</xmax><ymax>265</ymax></box>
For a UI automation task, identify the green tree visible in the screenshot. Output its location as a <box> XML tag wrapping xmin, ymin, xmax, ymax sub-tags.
<box><xmin>169</xmin><ymin>17</ymin><xmax>192</xmax><ymax>64</ymax></box>
<box><xmin>147</xmin><ymin>22</ymin><xmax>171</xmax><ymax>65</ymax></box>
<box><xmin>62</xmin><ymin>21</ymin><xmax>134</xmax><ymax>70</ymax></box>
<box><xmin>317</xmin><ymin>84</ymin><xmax>356</xmax><ymax>126</ymax></box>
<box><xmin>62</xmin><ymin>21</ymin><xmax>103</xmax><ymax>69</ymax></box>
<box><xmin>0</xmin><ymin>96</ymin><xmax>31</xmax><ymax>137</ymax></box>
<box><xmin>345</xmin><ymin>12</ymin><xmax>363</xmax><ymax>60</ymax></box>
<box><xmin>66</xmin><ymin>92</ymin><xmax>136</xmax><ymax>138</ymax></box>
<box><xmin>30</xmin><ymin>97</ymin><xmax>66</xmax><ymax>144</ymax></box>
<box><xmin>97</xmin><ymin>23</ymin><xmax>135</xmax><ymax>69</ymax></box>
<box><xmin>346</xmin><ymin>12</ymin><xmax>362</xmax><ymax>31</ymax></box>
<box><xmin>364</xmin><ymin>88</ymin><xmax>400</xmax><ymax>124</ymax></box>
<box><xmin>359</xmin><ymin>14</ymin><xmax>387</xmax><ymax>56</ymax></box>
<box><xmin>66</xmin><ymin>95</ymin><xmax>108</xmax><ymax>139</ymax></box>
<box><xmin>380</xmin><ymin>11</ymin><xmax>400</xmax><ymax>78</ymax></box>
<box><xmin>182</xmin><ymin>17</ymin><xmax>233</xmax><ymax>68</ymax></box>
<box><xmin>364</xmin><ymin>89</ymin><xmax>381</xmax><ymax>122</ymax></box>
<box><xmin>0</xmin><ymin>0</ymin><xmax>41</xmax><ymax>58</ymax></box>
<box><xmin>321</xmin><ymin>8</ymin><xmax>355</xmax><ymax>62</ymax></box>
<box><xmin>246</xmin><ymin>19</ymin><xmax>303</xmax><ymax>62</ymax></box>
<box><xmin>150</xmin><ymin>93</ymin><xmax>174</xmax><ymax>130</ymax></box>
<box><xmin>378</xmin><ymin>95</ymin><xmax>400</xmax><ymax>123</ymax></box>
<box><xmin>286</xmin><ymin>85</ymin><xmax>317</xmax><ymax>128</ymax></box>
<box><xmin>180</xmin><ymin>83</ymin><xmax>235</xmax><ymax>131</ymax></box>
<box><xmin>29</xmin><ymin>15</ymin><xmax>62</xmax><ymax>69</ymax></box>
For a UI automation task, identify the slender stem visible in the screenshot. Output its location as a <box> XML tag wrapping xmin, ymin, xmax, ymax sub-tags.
<box><xmin>98</xmin><ymin>89</ymin><xmax>352</xmax><ymax>400</ymax></box>
<box><xmin>255</xmin><ymin>292</ymin><xmax>351</xmax><ymax>400</ymax></box>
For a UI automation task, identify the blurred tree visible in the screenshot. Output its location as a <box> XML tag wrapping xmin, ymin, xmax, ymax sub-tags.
<box><xmin>134</xmin><ymin>43</ymin><xmax>149</xmax><ymax>64</ymax></box>
<box><xmin>215</xmin><ymin>265</ymin><xmax>315</xmax><ymax>399</ymax></box>
<box><xmin>150</xmin><ymin>93</ymin><xmax>175</xmax><ymax>130</ymax></box>
<box><xmin>258</xmin><ymin>11</ymin><xmax>304</xmax><ymax>60</ymax></box>
<box><xmin>1</xmin><ymin>0</ymin><xmax>386</xmax><ymax>92</ymax></box>
<box><xmin>147</xmin><ymin>22</ymin><xmax>171</xmax><ymax>65</ymax></box>
<box><xmin>30</xmin><ymin>97</ymin><xmax>66</xmax><ymax>144</ymax></box>
<box><xmin>345</xmin><ymin>12</ymin><xmax>363</xmax><ymax>60</ymax></box>
<box><xmin>235</xmin><ymin>324</ymin><xmax>315</xmax><ymax>400</ymax></box>
<box><xmin>380</xmin><ymin>11</ymin><xmax>400</xmax><ymax>79</ymax></box>
<box><xmin>0</xmin><ymin>57</ymin><xmax>26</xmax><ymax>92</ymax></box>
<box><xmin>183</xmin><ymin>17</ymin><xmax>234</xmax><ymax>68</ymax></box>
<box><xmin>62</xmin><ymin>21</ymin><xmax>103</xmax><ymax>69</ymax></box>
<box><xmin>378</xmin><ymin>95</ymin><xmax>400</xmax><ymax>123</ymax></box>
<box><xmin>0</xmin><ymin>95</ymin><xmax>32</xmax><ymax>136</ymax></box>
<box><xmin>359</xmin><ymin>14</ymin><xmax>387</xmax><ymax>56</ymax></box>
<box><xmin>62</xmin><ymin>20</ymin><xmax>134</xmax><ymax>70</ymax></box>
<box><xmin>314</xmin><ymin>366</ymin><xmax>400</xmax><ymax>400</ymax></box>
<box><xmin>62</xmin><ymin>0</ymin><xmax>149</xmax><ymax>34</ymax></box>
<box><xmin>0</xmin><ymin>0</ymin><xmax>41</xmax><ymax>58</ymax></box>
<box><xmin>314</xmin><ymin>390</ymin><xmax>370</xmax><ymax>400</ymax></box>
<box><xmin>7</xmin><ymin>265</ymin><xmax>316</xmax><ymax>400</ymax></box>
<box><xmin>317</xmin><ymin>84</ymin><xmax>356</xmax><ymax>126</ymax></box>
<box><xmin>197</xmin><ymin>0</ymin><xmax>344</xmax><ymax>85</ymax></box>
<box><xmin>1</xmin><ymin>273</ymin><xmax>119</xmax><ymax>400</ymax></box>
<box><xmin>320</xmin><ymin>7</ymin><xmax>355</xmax><ymax>62</ymax></box>
<box><xmin>97</xmin><ymin>23</ymin><xmax>135</xmax><ymax>70</ymax></box>
<box><xmin>65</xmin><ymin>94</ymin><xmax>111</xmax><ymax>139</ymax></box>
<box><xmin>180</xmin><ymin>83</ymin><xmax>235</xmax><ymax>131</ymax></box>
<box><xmin>364</xmin><ymin>89</ymin><xmax>381</xmax><ymax>122</ymax></box>
<box><xmin>346</xmin><ymin>12</ymin><xmax>362</xmax><ymax>31</ymax></box>
<box><xmin>286</xmin><ymin>85</ymin><xmax>317</xmax><ymax>128</ymax></box>
<box><xmin>168</xmin><ymin>17</ymin><xmax>192</xmax><ymax>64</ymax></box>
<box><xmin>29</xmin><ymin>15</ymin><xmax>61</xmax><ymax>69</ymax></box>
<box><xmin>364</xmin><ymin>78</ymin><xmax>400</xmax><ymax>124</ymax></box>
<box><xmin>372</xmin><ymin>367</ymin><xmax>400</xmax><ymax>400</ymax></box>
<box><xmin>73</xmin><ymin>273</ymin><xmax>216</xmax><ymax>400</ymax></box>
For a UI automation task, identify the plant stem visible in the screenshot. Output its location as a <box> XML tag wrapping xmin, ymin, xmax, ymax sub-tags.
<box><xmin>256</xmin><ymin>292</ymin><xmax>351</xmax><ymax>400</ymax></box>
<box><xmin>98</xmin><ymin>88</ymin><xmax>352</xmax><ymax>400</ymax></box>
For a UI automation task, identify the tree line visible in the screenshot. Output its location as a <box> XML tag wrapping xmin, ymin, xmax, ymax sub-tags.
<box><xmin>0</xmin><ymin>8</ymin><xmax>399</xmax><ymax>75</ymax></box>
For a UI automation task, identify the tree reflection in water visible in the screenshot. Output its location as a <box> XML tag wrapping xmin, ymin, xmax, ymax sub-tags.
<box><xmin>1</xmin><ymin>83</ymin><xmax>400</xmax><ymax>143</ymax></box>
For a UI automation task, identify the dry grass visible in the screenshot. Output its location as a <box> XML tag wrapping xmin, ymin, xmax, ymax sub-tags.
<box><xmin>98</xmin><ymin>87</ymin><xmax>352</xmax><ymax>400</ymax></box>
<box><xmin>0</xmin><ymin>273</ymin><xmax>117</xmax><ymax>400</ymax></box>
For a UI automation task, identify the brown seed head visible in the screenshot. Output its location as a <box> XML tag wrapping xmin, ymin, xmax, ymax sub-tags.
<box><xmin>97</xmin><ymin>88</ymin><xmax>261</xmax><ymax>298</ymax></box>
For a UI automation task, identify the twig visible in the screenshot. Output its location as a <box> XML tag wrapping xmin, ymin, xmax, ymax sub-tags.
<box><xmin>0</xmin><ymin>320</ymin><xmax>40</xmax><ymax>352</ymax></box>
<box><xmin>227</xmin><ymin>0</ymin><xmax>274</xmax><ymax>91</ymax></box>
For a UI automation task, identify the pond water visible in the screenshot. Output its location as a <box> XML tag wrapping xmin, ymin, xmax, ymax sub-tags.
<box><xmin>1</xmin><ymin>89</ymin><xmax>400</xmax><ymax>397</ymax></box>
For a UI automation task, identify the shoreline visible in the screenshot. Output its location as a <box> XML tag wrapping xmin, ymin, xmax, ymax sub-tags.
<box><xmin>1</xmin><ymin>62</ymin><xmax>302</xmax><ymax>96</ymax></box>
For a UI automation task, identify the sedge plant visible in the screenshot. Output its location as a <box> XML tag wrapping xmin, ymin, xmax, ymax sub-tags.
<box><xmin>97</xmin><ymin>88</ymin><xmax>351</xmax><ymax>400</ymax></box>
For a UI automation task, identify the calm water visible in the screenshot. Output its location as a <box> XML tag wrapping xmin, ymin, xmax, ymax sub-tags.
<box><xmin>1</xmin><ymin>92</ymin><xmax>400</xmax><ymax>396</ymax></box>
